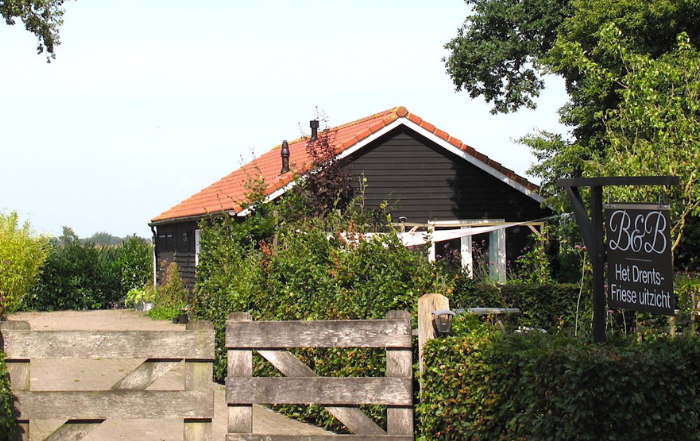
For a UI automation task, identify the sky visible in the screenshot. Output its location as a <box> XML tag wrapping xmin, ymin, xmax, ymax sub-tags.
<box><xmin>0</xmin><ymin>0</ymin><xmax>568</xmax><ymax>240</ymax></box>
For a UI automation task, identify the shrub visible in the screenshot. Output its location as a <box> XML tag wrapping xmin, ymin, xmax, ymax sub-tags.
<box><xmin>24</xmin><ymin>234</ymin><xmax>152</xmax><ymax>311</ymax></box>
<box><xmin>146</xmin><ymin>262</ymin><xmax>190</xmax><ymax>320</ymax></box>
<box><xmin>450</xmin><ymin>281</ymin><xmax>586</xmax><ymax>333</ymax></box>
<box><xmin>115</xmin><ymin>235</ymin><xmax>153</xmax><ymax>294</ymax></box>
<box><xmin>419</xmin><ymin>327</ymin><xmax>700</xmax><ymax>440</ymax></box>
<box><xmin>193</xmin><ymin>211</ymin><xmax>450</xmax><ymax>431</ymax></box>
<box><xmin>0</xmin><ymin>352</ymin><xmax>15</xmax><ymax>441</ymax></box>
<box><xmin>0</xmin><ymin>212</ymin><xmax>49</xmax><ymax>318</ymax></box>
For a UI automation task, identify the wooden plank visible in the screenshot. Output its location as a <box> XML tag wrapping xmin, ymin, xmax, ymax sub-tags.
<box><xmin>184</xmin><ymin>419</ymin><xmax>213</xmax><ymax>441</ymax></box>
<box><xmin>226</xmin><ymin>320</ymin><xmax>411</xmax><ymax>349</ymax></box>
<box><xmin>226</xmin><ymin>435</ymin><xmax>413</xmax><ymax>441</ymax></box>
<box><xmin>110</xmin><ymin>360</ymin><xmax>180</xmax><ymax>390</ymax></box>
<box><xmin>386</xmin><ymin>311</ymin><xmax>414</xmax><ymax>437</ymax></box>
<box><xmin>185</xmin><ymin>321</ymin><xmax>214</xmax><ymax>441</ymax></box>
<box><xmin>226</xmin><ymin>377</ymin><xmax>412</xmax><ymax>406</ymax></box>
<box><xmin>259</xmin><ymin>350</ymin><xmax>386</xmax><ymax>436</ymax></box>
<box><xmin>2</xmin><ymin>321</ymin><xmax>31</xmax><ymax>440</ymax></box>
<box><xmin>13</xmin><ymin>390</ymin><xmax>213</xmax><ymax>420</ymax></box>
<box><xmin>45</xmin><ymin>420</ymin><xmax>104</xmax><ymax>441</ymax></box>
<box><xmin>228</xmin><ymin>312</ymin><xmax>253</xmax><ymax>434</ymax></box>
<box><xmin>1</xmin><ymin>330</ymin><xmax>214</xmax><ymax>360</ymax></box>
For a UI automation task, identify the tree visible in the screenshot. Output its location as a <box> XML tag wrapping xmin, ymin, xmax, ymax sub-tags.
<box><xmin>444</xmin><ymin>0</ymin><xmax>570</xmax><ymax>114</ymax></box>
<box><xmin>445</xmin><ymin>0</ymin><xmax>700</xmax><ymax>248</ymax></box>
<box><xmin>446</xmin><ymin>0</ymin><xmax>700</xmax><ymax>179</ymax></box>
<box><xmin>1</xmin><ymin>0</ymin><xmax>68</xmax><ymax>61</ymax></box>
<box><xmin>579</xmin><ymin>29</ymin><xmax>700</xmax><ymax>252</ymax></box>
<box><xmin>0</xmin><ymin>211</ymin><xmax>49</xmax><ymax>318</ymax></box>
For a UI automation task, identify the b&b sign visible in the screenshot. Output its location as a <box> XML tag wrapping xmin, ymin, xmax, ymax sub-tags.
<box><xmin>606</xmin><ymin>203</ymin><xmax>674</xmax><ymax>315</ymax></box>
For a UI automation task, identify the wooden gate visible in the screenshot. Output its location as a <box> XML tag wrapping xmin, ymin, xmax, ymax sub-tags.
<box><xmin>0</xmin><ymin>320</ymin><xmax>215</xmax><ymax>441</ymax></box>
<box><xmin>225</xmin><ymin>310</ymin><xmax>414</xmax><ymax>440</ymax></box>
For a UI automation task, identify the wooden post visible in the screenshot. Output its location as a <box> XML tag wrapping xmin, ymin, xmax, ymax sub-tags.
<box><xmin>417</xmin><ymin>294</ymin><xmax>450</xmax><ymax>378</ymax></box>
<box><xmin>489</xmin><ymin>228</ymin><xmax>506</xmax><ymax>283</ymax></box>
<box><xmin>461</xmin><ymin>227</ymin><xmax>474</xmax><ymax>278</ymax></box>
<box><xmin>386</xmin><ymin>310</ymin><xmax>413</xmax><ymax>436</ymax></box>
<box><xmin>1</xmin><ymin>321</ymin><xmax>31</xmax><ymax>441</ymax></box>
<box><xmin>185</xmin><ymin>320</ymin><xmax>214</xmax><ymax>441</ymax></box>
<box><xmin>227</xmin><ymin>312</ymin><xmax>253</xmax><ymax>434</ymax></box>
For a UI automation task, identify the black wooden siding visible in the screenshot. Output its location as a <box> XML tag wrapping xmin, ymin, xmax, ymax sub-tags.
<box><xmin>344</xmin><ymin>126</ymin><xmax>551</xmax><ymax>263</ymax></box>
<box><xmin>345</xmin><ymin>126</ymin><xmax>548</xmax><ymax>223</ymax></box>
<box><xmin>155</xmin><ymin>221</ymin><xmax>198</xmax><ymax>289</ymax></box>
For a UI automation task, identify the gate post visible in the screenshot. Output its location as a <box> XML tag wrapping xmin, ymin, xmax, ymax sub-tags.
<box><xmin>417</xmin><ymin>293</ymin><xmax>450</xmax><ymax>377</ymax></box>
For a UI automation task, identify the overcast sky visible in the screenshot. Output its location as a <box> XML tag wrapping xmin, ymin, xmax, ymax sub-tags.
<box><xmin>0</xmin><ymin>0</ymin><xmax>568</xmax><ymax>239</ymax></box>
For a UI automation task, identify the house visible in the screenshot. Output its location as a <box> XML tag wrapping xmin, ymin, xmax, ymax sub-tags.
<box><xmin>149</xmin><ymin>106</ymin><xmax>552</xmax><ymax>288</ymax></box>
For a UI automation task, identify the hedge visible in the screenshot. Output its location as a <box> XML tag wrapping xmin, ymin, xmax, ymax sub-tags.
<box><xmin>450</xmin><ymin>281</ymin><xmax>586</xmax><ymax>332</ymax></box>
<box><xmin>419</xmin><ymin>329</ymin><xmax>700</xmax><ymax>440</ymax></box>
<box><xmin>0</xmin><ymin>353</ymin><xmax>15</xmax><ymax>440</ymax></box>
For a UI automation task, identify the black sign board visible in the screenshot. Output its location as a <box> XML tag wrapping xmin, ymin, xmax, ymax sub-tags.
<box><xmin>606</xmin><ymin>203</ymin><xmax>674</xmax><ymax>315</ymax></box>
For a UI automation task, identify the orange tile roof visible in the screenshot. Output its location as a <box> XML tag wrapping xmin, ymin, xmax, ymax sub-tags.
<box><xmin>151</xmin><ymin>106</ymin><xmax>539</xmax><ymax>223</ymax></box>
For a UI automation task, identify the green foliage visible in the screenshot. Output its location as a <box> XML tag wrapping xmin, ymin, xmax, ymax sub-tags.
<box><xmin>25</xmin><ymin>239</ymin><xmax>116</xmax><ymax>310</ymax></box>
<box><xmin>147</xmin><ymin>261</ymin><xmax>189</xmax><ymax>320</ymax></box>
<box><xmin>510</xmin><ymin>225</ymin><xmax>553</xmax><ymax>284</ymax></box>
<box><xmin>443</xmin><ymin>0</ymin><xmax>571</xmax><ymax>114</ymax></box>
<box><xmin>114</xmin><ymin>235</ymin><xmax>153</xmax><ymax>294</ymax></box>
<box><xmin>193</xmin><ymin>205</ymin><xmax>450</xmax><ymax>431</ymax></box>
<box><xmin>1</xmin><ymin>0</ymin><xmax>67</xmax><ymax>61</ymax></box>
<box><xmin>0</xmin><ymin>352</ymin><xmax>16</xmax><ymax>441</ymax></box>
<box><xmin>0</xmin><ymin>211</ymin><xmax>49</xmax><ymax>318</ymax></box>
<box><xmin>419</xmin><ymin>330</ymin><xmax>700</xmax><ymax>440</ymax></box>
<box><xmin>677</xmin><ymin>216</ymin><xmax>700</xmax><ymax>272</ymax></box>
<box><xmin>451</xmin><ymin>281</ymin><xmax>586</xmax><ymax>333</ymax></box>
<box><xmin>448</xmin><ymin>0</ymin><xmax>700</xmax><ymax>259</ymax></box>
<box><xmin>583</xmin><ymin>30</ymin><xmax>700</xmax><ymax>251</ymax></box>
<box><xmin>83</xmin><ymin>231</ymin><xmax>125</xmax><ymax>246</ymax></box>
<box><xmin>24</xmin><ymin>232</ymin><xmax>152</xmax><ymax>311</ymax></box>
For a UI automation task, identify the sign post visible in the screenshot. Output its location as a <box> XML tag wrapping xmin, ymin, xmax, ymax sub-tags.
<box><xmin>557</xmin><ymin>176</ymin><xmax>679</xmax><ymax>342</ymax></box>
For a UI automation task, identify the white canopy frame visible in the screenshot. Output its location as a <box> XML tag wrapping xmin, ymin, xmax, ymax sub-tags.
<box><xmin>393</xmin><ymin>219</ymin><xmax>547</xmax><ymax>283</ymax></box>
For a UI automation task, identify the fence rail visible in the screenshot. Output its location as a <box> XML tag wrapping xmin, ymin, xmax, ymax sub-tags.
<box><xmin>225</xmin><ymin>310</ymin><xmax>414</xmax><ymax>441</ymax></box>
<box><xmin>0</xmin><ymin>320</ymin><xmax>215</xmax><ymax>441</ymax></box>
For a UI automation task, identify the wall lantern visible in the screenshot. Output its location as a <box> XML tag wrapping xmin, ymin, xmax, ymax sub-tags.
<box><xmin>432</xmin><ymin>309</ymin><xmax>456</xmax><ymax>336</ymax></box>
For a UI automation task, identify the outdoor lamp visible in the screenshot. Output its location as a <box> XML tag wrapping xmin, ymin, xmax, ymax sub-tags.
<box><xmin>432</xmin><ymin>309</ymin><xmax>456</xmax><ymax>336</ymax></box>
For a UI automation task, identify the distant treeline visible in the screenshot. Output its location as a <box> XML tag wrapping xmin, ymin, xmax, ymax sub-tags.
<box><xmin>81</xmin><ymin>231</ymin><xmax>151</xmax><ymax>246</ymax></box>
<box><xmin>55</xmin><ymin>227</ymin><xmax>151</xmax><ymax>246</ymax></box>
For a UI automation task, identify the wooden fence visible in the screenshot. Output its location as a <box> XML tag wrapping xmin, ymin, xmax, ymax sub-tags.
<box><xmin>0</xmin><ymin>320</ymin><xmax>215</xmax><ymax>441</ymax></box>
<box><xmin>225</xmin><ymin>311</ymin><xmax>414</xmax><ymax>441</ymax></box>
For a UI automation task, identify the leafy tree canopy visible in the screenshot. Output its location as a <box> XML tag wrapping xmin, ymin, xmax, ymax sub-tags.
<box><xmin>446</xmin><ymin>0</ymin><xmax>700</xmax><ymax>251</ymax></box>
<box><xmin>1</xmin><ymin>0</ymin><xmax>68</xmax><ymax>61</ymax></box>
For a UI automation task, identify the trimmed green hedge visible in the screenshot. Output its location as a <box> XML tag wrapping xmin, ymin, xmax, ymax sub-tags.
<box><xmin>23</xmin><ymin>235</ymin><xmax>152</xmax><ymax>311</ymax></box>
<box><xmin>450</xmin><ymin>281</ymin><xmax>587</xmax><ymax>332</ymax></box>
<box><xmin>419</xmin><ymin>329</ymin><xmax>700</xmax><ymax>440</ymax></box>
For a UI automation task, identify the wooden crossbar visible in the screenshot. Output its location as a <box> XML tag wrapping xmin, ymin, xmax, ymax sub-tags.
<box><xmin>225</xmin><ymin>311</ymin><xmax>414</xmax><ymax>439</ymax></box>
<box><xmin>0</xmin><ymin>320</ymin><xmax>215</xmax><ymax>441</ymax></box>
